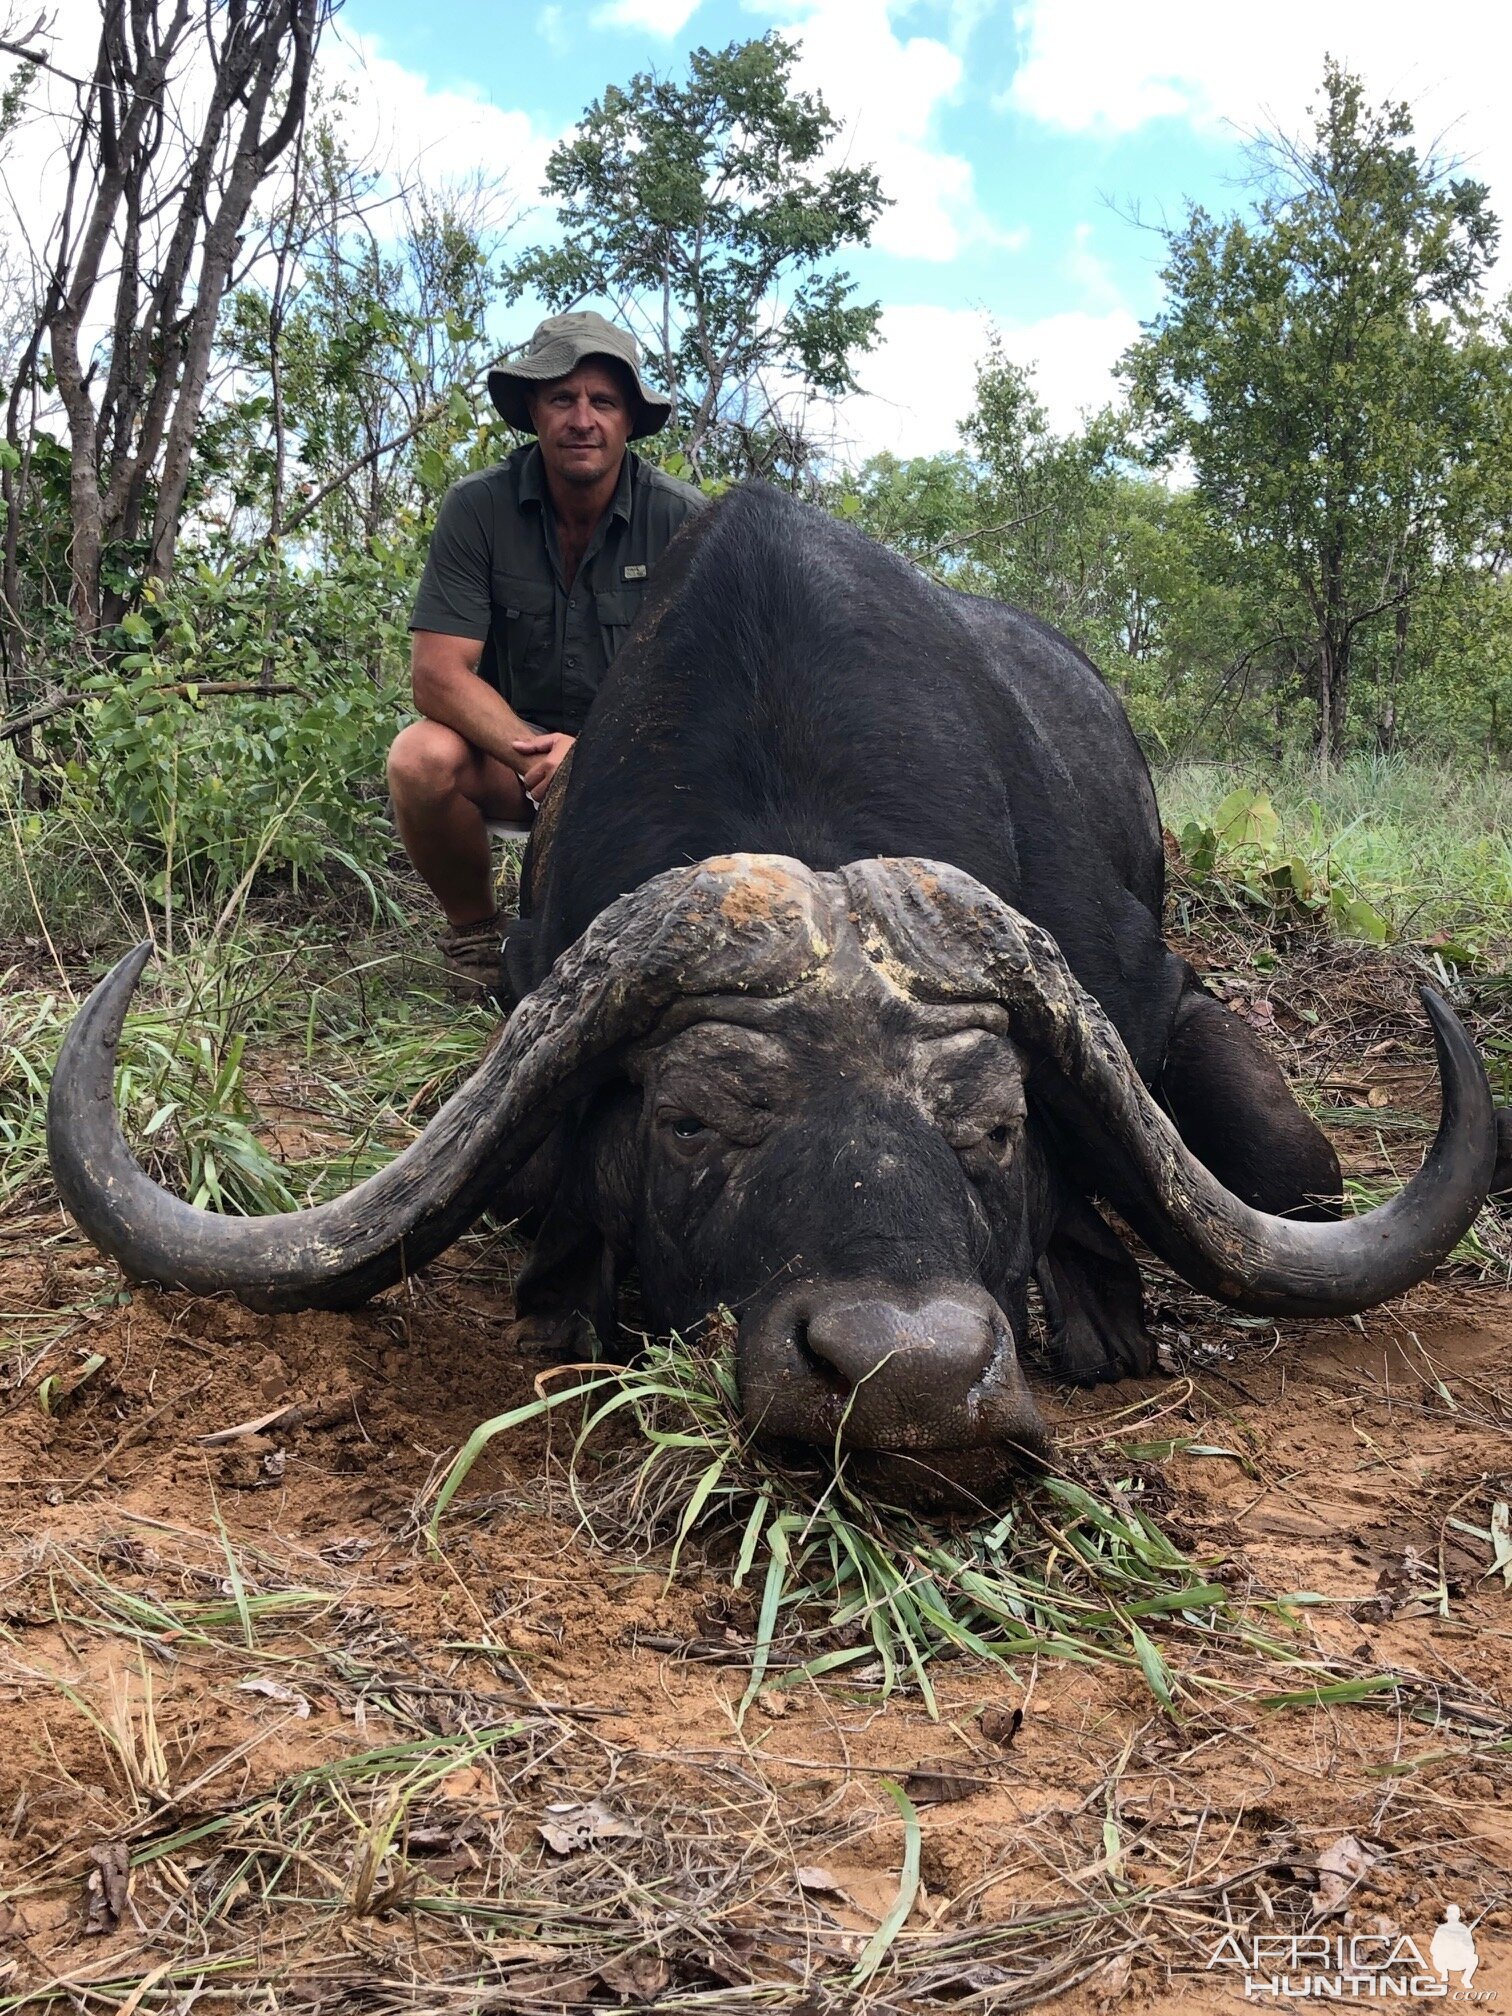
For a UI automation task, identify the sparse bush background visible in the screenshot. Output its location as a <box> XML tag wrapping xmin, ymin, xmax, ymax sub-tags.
<box><xmin>0</xmin><ymin>21</ymin><xmax>1510</xmax><ymax>956</ymax></box>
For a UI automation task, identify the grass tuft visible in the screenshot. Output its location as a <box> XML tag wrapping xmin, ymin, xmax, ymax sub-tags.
<box><xmin>430</xmin><ymin>1319</ymin><xmax>1382</xmax><ymax>1717</ymax></box>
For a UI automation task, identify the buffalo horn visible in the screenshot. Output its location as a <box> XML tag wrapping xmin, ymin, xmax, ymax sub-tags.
<box><xmin>846</xmin><ymin>857</ymin><xmax>1495</xmax><ymax>1318</ymax></box>
<box><xmin>47</xmin><ymin>856</ymin><xmax>833</xmax><ymax>1311</ymax></box>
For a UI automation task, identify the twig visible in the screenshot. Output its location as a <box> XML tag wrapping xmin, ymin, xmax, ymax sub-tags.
<box><xmin>0</xmin><ymin>680</ymin><xmax>303</xmax><ymax>743</ymax></box>
<box><xmin>229</xmin><ymin>351</ymin><xmax>504</xmax><ymax>574</ymax></box>
<box><xmin>913</xmin><ymin>503</ymin><xmax>1056</xmax><ymax>567</ymax></box>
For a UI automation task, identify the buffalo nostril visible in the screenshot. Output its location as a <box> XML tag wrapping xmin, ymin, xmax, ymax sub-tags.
<box><xmin>791</xmin><ymin>1316</ymin><xmax>854</xmax><ymax>1397</ymax></box>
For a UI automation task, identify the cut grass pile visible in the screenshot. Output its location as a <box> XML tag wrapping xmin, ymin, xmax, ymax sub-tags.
<box><xmin>430</xmin><ymin>1324</ymin><xmax>1467</xmax><ymax>1725</ymax></box>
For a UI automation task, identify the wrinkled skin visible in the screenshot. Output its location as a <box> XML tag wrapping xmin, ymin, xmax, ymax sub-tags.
<box><xmin>521</xmin><ymin>965</ymin><xmax>1056</xmax><ymax>1500</ymax></box>
<box><xmin>642</xmin><ymin>1004</ymin><xmax>1050</xmax><ymax>1485</ymax></box>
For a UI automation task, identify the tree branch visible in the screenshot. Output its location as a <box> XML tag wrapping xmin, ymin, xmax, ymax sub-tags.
<box><xmin>0</xmin><ymin>678</ymin><xmax>303</xmax><ymax>743</ymax></box>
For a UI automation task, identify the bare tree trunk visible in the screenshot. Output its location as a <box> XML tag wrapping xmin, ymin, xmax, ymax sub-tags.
<box><xmin>148</xmin><ymin>0</ymin><xmax>321</xmax><ymax>587</ymax></box>
<box><xmin>36</xmin><ymin>0</ymin><xmax>324</xmax><ymax>638</ymax></box>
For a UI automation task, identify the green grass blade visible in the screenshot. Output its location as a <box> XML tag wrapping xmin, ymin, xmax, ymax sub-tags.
<box><xmin>739</xmin><ymin>1517</ymin><xmax>792</xmax><ymax>1720</ymax></box>
<box><xmin>851</xmin><ymin>1779</ymin><xmax>921</xmax><ymax>1987</ymax></box>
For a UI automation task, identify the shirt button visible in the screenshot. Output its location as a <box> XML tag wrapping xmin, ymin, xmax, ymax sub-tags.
<box><xmin>566</xmin><ymin>655</ymin><xmax>579</xmax><ymax>668</ymax></box>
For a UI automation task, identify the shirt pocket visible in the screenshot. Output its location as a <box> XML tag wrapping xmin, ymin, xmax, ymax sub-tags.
<box><xmin>594</xmin><ymin>583</ymin><xmax>646</xmax><ymax>662</ymax></box>
<box><xmin>492</xmin><ymin>571</ymin><xmax>556</xmax><ymax>695</ymax></box>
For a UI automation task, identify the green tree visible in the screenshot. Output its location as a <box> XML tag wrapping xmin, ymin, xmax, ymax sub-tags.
<box><xmin>510</xmin><ymin>33</ymin><xmax>886</xmax><ymax>477</ymax></box>
<box><xmin>948</xmin><ymin>346</ymin><xmax>1241</xmax><ymax>751</ymax></box>
<box><xmin>220</xmin><ymin>122</ymin><xmax>509</xmax><ymax>571</ymax></box>
<box><xmin>1124</xmin><ymin>60</ymin><xmax>1506</xmax><ymax>765</ymax></box>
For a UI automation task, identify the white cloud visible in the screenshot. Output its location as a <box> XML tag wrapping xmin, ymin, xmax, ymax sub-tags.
<box><xmin>1065</xmin><ymin>221</ymin><xmax>1123</xmax><ymax>312</ymax></box>
<box><xmin>1002</xmin><ymin>0</ymin><xmax>1512</xmax><ymax>230</ymax></box>
<box><xmin>770</xmin><ymin>0</ymin><xmax>1006</xmax><ymax>263</ymax></box>
<box><xmin>992</xmin><ymin>306</ymin><xmax>1141</xmax><ymax>432</ymax></box>
<box><xmin>833</xmin><ymin>299</ymin><xmax>1138</xmax><ymax>462</ymax></box>
<box><xmin>592</xmin><ymin>0</ymin><xmax>704</xmax><ymax>32</ymax></box>
<box><xmin>321</xmin><ymin>28</ymin><xmax>558</xmax><ymax>211</ymax></box>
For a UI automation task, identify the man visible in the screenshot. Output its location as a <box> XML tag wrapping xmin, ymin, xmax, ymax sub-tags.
<box><xmin>390</xmin><ymin>311</ymin><xmax>706</xmax><ymax>989</ymax></box>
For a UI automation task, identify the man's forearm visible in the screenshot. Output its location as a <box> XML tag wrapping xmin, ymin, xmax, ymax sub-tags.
<box><xmin>412</xmin><ymin>652</ymin><xmax>534</xmax><ymax>773</ymax></box>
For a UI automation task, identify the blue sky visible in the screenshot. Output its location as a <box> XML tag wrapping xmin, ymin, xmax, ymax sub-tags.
<box><xmin>326</xmin><ymin>0</ymin><xmax>1512</xmax><ymax>460</ymax></box>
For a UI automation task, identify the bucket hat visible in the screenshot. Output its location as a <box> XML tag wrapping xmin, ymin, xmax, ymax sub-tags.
<box><xmin>487</xmin><ymin>312</ymin><xmax>672</xmax><ymax>439</ymax></box>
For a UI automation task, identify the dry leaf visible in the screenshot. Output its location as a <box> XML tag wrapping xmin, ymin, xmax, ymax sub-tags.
<box><xmin>796</xmin><ymin>1865</ymin><xmax>845</xmax><ymax>1895</ymax></box>
<box><xmin>439</xmin><ymin>1765</ymin><xmax>491</xmax><ymax>1804</ymax></box>
<box><xmin>539</xmin><ymin>1799</ymin><xmax>643</xmax><ymax>1855</ymax></box>
<box><xmin>979</xmin><ymin>1702</ymin><xmax>1023</xmax><ymax>1747</ymax></box>
<box><xmin>1313</xmin><ymin>1833</ymin><xmax>1376</xmax><ymax>1914</ymax></box>
<box><xmin>82</xmin><ymin>1841</ymin><xmax>130</xmax><ymax>1935</ymax></box>
<box><xmin>237</xmin><ymin>1676</ymin><xmax>310</xmax><ymax>1717</ymax></box>
<box><xmin>511</xmin><ymin>1970</ymin><xmax>594</xmax><ymax>2006</ymax></box>
<box><xmin>902</xmin><ymin>1765</ymin><xmax>992</xmax><ymax>1804</ymax></box>
<box><xmin>1094</xmin><ymin>1950</ymin><xmax>1133</xmax><ymax>2005</ymax></box>
<box><xmin>598</xmin><ymin>1950</ymin><xmax>671</xmax><ymax>2002</ymax></box>
<box><xmin>196</xmin><ymin>1390</ymin><xmax>359</xmax><ymax>1445</ymax></box>
<box><xmin>197</xmin><ymin>1401</ymin><xmax>304</xmax><ymax>1446</ymax></box>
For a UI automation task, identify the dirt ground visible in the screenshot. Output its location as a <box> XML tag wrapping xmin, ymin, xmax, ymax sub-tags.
<box><xmin>0</xmin><ymin>933</ymin><xmax>1509</xmax><ymax>2012</ymax></box>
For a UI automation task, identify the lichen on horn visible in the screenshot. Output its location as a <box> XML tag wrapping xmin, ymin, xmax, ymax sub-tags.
<box><xmin>842</xmin><ymin>855</ymin><xmax>1496</xmax><ymax>1318</ymax></box>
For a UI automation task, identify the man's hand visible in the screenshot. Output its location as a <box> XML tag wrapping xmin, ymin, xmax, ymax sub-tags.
<box><xmin>513</xmin><ymin>732</ymin><xmax>575</xmax><ymax>802</ymax></box>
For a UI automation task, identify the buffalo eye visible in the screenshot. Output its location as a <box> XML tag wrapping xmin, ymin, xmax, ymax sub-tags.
<box><xmin>665</xmin><ymin>1113</ymin><xmax>711</xmax><ymax>1146</ymax></box>
<box><xmin>988</xmin><ymin>1123</ymin><xmax>1012</xmax><ymax>1149</ymax></box>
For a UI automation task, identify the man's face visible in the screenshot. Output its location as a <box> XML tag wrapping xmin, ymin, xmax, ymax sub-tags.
<box><xmin>529</xmin><ymin>360</ymin><xmax>635</xmax><ymax>491</ymax></box>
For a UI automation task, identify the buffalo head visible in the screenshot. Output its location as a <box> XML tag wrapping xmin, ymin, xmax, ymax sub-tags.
<box><xmin>47</xmin><ymin>855</ymin><xmax>1496</xmax><ymax>1501</ymax></box>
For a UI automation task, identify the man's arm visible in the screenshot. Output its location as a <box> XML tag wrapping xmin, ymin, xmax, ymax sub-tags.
<box><xmin>411</xmin><ymin>632</ymin><xmax>535</xmax><ymax>773</ymax></box>
<box><xmin>411</xmin><ymin>633</ymin><xmax>575</xmax><ymax>798</ymax></box>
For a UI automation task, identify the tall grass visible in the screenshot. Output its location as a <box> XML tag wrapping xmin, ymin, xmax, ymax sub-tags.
<box><xmin>1158</xmin><ymin>754</ymin><xmax>1512</xmax><ymax>949</ymax></box>
<box><xmin>0</xmin><ymin>930</ymin><xmax>491</xmax><ymax>1212</ymax></box>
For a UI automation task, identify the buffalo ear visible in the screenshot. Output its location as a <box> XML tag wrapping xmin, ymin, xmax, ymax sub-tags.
<box><xmin>579</xmin><ymin>1081</ymin><xmax>644</xmax><ymax>1254</ymax></box>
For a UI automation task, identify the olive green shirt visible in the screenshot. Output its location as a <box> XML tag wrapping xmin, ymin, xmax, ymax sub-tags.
<box><xmin>409</xmin><ymin>444</ymin><xmax>707</xmax><ymax>735</ymax></box>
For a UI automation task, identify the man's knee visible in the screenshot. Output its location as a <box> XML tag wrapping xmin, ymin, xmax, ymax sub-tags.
<box><xmin>387</xmin><ymin>719</ymin><xmax>471</xmax><ymax>805</ymax></box>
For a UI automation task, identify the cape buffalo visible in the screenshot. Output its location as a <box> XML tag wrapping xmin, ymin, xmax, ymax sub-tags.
<box><xmin>49</xmin><ymin>486</ymin><xmax>1498</xmax><ymax>1501</ymax></box>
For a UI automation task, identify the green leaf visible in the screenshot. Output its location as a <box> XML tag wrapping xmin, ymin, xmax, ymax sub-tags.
<box><xmin>37</xmin><ymin>1353</ymin><xmax>107</xmax><ymax>1417</ymax></box>
<box><xmin>739</xmin><ymin>1517</ymin><xmax>792</xmax><ymax>1721</ymax></box>
<box><xmin>1211</xmin><ymin>787</ymin><xmax>1279</xmax><ymax>852</ymax></box>
<box><xmin>1259</xmin><ymin>1673</ymin><xmax>1402</xmax><ymax>1709</ymax></box>
<box><xmin>1330</xmin><ymin>891</ymin><xmax>1390</xmax><ymax>944</ymax></box>
<box><xmin>851</xmin><ymin>1781</ymin><xmax>921</xmax><ymax>1986</ymax></box>
<box><xmin>1128</xmin><ymin>1619</ymin><xmax>1176</xmax><ymax>1708</ymax></box>
<box><xmin>664</xmin><ymin>1455</ymin><xmax>727</xmax><ymax>1581</ymax></box>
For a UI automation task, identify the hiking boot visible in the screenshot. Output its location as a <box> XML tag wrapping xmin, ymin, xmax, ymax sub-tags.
<box><xmin>435</xmin><ymin>914</ymin><xmax>504</xmax><ymax>1001</ymax></box>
